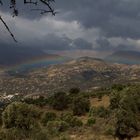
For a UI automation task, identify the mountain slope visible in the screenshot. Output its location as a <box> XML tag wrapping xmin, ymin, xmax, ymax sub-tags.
<box><xmin>0</xmin><ymin>57</ymin><xmax>140</xmax><ymax>95</ymax></box>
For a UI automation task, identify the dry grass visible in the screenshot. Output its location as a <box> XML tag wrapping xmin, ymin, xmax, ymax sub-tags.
<box><xmin>90</xmin><ymin>95</ymin><xmax>110</xmax><ymax>108</ymax></box>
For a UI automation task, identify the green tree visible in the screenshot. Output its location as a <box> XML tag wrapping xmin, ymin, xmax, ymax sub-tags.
<box><xmin>41</xmin><ymin>112</ymin><xmax>57</xmax><ymax>126</ymax></box>
<box><xmin>113</xmin><ymin>88</ymin><xmax>140</xmax><ymax>140</ymax></box>
<box><xmin>115</xmin><ymin>110</ymin><xmax>139</xmax><ymax>140</ymax></box>
<box><xmin>110</xmin><ymin>91</ymin><xmax>122</xmax><ymax>109</ymax></box>
<box><xmin>2</xmin><ymin>102</ymin><xmax>40</xmax><ymax>130</ymax></box>
<box><xmin>49</xmin><ymin>92</ymin><xmax>69</xmax><ymax>110</ymax></box>
<box><xmin>69</xmin><ymin>88</ymin><xmax>80</xmax><ymax>96</ymax></box>
<box><xmin>60</xmin><ymin>113</ymin><xmax>83</xmax><ymax>127</ymax></box>
<box><xmin>72</xmin><ymin>96</ymin><xmax>90</xmax><ymax>116</ymax></box>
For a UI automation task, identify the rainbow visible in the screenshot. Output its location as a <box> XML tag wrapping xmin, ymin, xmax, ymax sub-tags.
<box><xmin>6</xmin><ymin>54</ymin><xmax>70</xmax><ymax>75</ymax></box>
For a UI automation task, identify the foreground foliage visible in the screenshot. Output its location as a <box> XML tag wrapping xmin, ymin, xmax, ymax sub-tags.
<box><xmin>0</xmin><ymin>84</ymin><xmax>140</xmax><ymax>140</ymax></box>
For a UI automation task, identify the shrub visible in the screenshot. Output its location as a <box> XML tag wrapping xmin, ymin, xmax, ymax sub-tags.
<box><xmin>59</xmin><ymin>135</ymin><xmax>70</xmax><ymax>140</ymax></box>
<box><xmin>30</xmin><ymin>129</ymin><xmax>49</xmax><ymax>140</ymax></box>
<box><xmin>0</xmin><ymin>128</ymin><xmax>27</xmax><ymax>140</ymax></box>
<box><xmin>60</xmin><ymin>113</ymin><xmax>83</xmax><ymax>127</ymax></box>
<box><xmin>110</xmin><ymin>92</ymin><xmax>121</xmax><ymax>109</ymax></box>
<box><xmin>41</xmin><ymin>112</ymin><xmax>57</xmax><ymax>126</ymax></box>
<box><xmin>49</xmin><ymin>92</ymin><xmax>69</xmax><ymax>110</ymax></box>
<box><xmin>105</xmin><ymin>127</ymin><xmax>114</xmax><ymax>135</ymax></box>
<box><xmin>47</xmin><ymin>121</ymin><xmax>69</xmax><ymax>134</ymax></box>
<box><xmin>24</xmin><ymin>96</ymin><xmax>48</xmax><ymax>107</ymax></box>
<box><xmin>115</xmin><ymin>109</ymin><xmax>139</xmax><ymax>140</ymax></box>
<box><xmin>86</xmin><ymin>117</ymin><xmax>96</xmax><ymax>126</ymax></box>
<box><xmin>2</xmin><ymin>102</ymin><xmax>40</xmax><ymax>130</ymax></box>
<box><xmin>0</xmin><ymin>128</ymin><xmax>49</xmax><ymax>140</ymax></box>
<box><xmin>111</xmin><ymin>84</ymin><xmax>125</xmax><ymax>91</ymax></box>
<box><xmin>89</xmin><ymin>106</ymin><xmax>109</xmax><ymax>118</ymax></box>
<box><xmin>96</xmin><ymin>107</ymin><xmax>109</xmax><ymax>118</ymax></box>
<box><xmin>72</xmin><ymin>97</ymin><xmax>90</xmax><ymax>116</ymax></box>
<box><xmin>69</xmin><ymin>117</ymin><xmax>83</xmax><ymax>127</ymax></box>
<box><xmin>113</xmin><ymin>87</ymin><xmax>140</xmax><ymax>140</ymax></box>
<box><xmin>69</xmin><ymin>88</ymin><xmax>80</xmax><ymax>95</ymax></box>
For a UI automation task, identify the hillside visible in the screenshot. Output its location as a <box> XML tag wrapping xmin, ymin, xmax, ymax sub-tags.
<box><xmin>0</xmin><ymin>57</ymin><xmax>140</xmax><ymax>96</ymax></box>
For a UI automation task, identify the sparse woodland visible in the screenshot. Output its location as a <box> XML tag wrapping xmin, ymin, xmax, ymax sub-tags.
<box><xmin>0</xmin><ymin>85</ymin><xmax>140</xmax><ymax>140</ymax></box>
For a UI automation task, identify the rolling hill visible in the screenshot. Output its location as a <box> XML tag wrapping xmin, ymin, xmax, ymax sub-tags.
<box><xmin>0</xmin><ymin>57</ymin><xmax>140</xmax><ymax>96</ymax></box>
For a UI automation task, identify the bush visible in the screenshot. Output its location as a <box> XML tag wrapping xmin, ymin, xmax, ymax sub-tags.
<box><xmin>24</xmin><ymin>96</ymin><xmax>48</xmax><ymax>107</ymax></box>
<box><xmin>69</xmin><ymin>88</ymin><xmax>80</xmax><ymax>95</ymax></box>
<box><xmin>0</xmin><ymin>128</ymin><xmax>27</xmax><ymax>140</ymax></box>
<box><xmin>105</xmin><ymin>127</ymin><xmax>114</xmax><ymax>135</ymax></box>
<box><xmin>59</xmin><ymin>135</ymin><xmax>70</xmax><ymax>140</ymax></box>
<box><xmin>111</xmin><ymin>84</ymin><xmax>125</xmax><ymax>91</ymax></box>
<box><xmin>2</xmin><ymin>102</ymin><xmax>40</xmax><ymax>130</ymax></box>
<box><xmin>89</xmin><ymin>106</ymin><xmax>109</xmax><ymax>118</ymax></box>
<box><xmin>115</xmin><ymin>109</ymin><xmax>139</xmax><ymax>140</ymax></box>
<box><xmin>110</xmin><ymin>92</ymin><xmax>121</xmax><ymax>109</ymax></box>
<box><xmin>112</xmin><ymin>87</ymin><xmax>140</xmax><ymax>140</ymax></box>
<box><xmin>86</xmin><ymin>117</ymin><xmax>96</xmax><ymax>126</ymax></box>
<box><xmin>72</xmin><ymin>97</ymin><xmax>90</xmax><ymax>116</ymax></box>
<box><xmin>30</xmin><ymin>129</ymin><xmax>49</xmax><ymax>140</ymax></box>
<box><xmin>60</xmin><ymin>113</ymin><xmax>83</xmax><ymax>127</ymax></box>
<box><xmin>41</xmin><ymin>112</ymin><xmax>57</xmax><ymax>126</ymax></box>
<box><xmin>69</xmin><ymin>117</ymin><xmax>83</xmax><ymax>127</ymax></box>
<box><xmin>47</xmin><ymin>121</ymin><xmax>69</xmax><ymax>134</ymax></box>
<box><xmin>49</xmin><ymin>92</ymin><xmax>69</xmax><ymax>110</ymax></box>
<box><xmin>0</xmin><ymin>128</ymin><xmax>49</xmax><ymax>140</ymax></box>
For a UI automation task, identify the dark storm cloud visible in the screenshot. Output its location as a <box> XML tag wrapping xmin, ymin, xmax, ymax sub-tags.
<box><xmin>2</xmin><ymin>0</ymin><xmax>140</xmax><ymax>39</ymax></box>
<box><xmin>55</xmin><ymin>0</ymin><xmax>140</xmax><ymax>39</ymax></box>
<box><xmin>39</xmin><ymin>34</ymin><xmax>72</xmax><ymax>50</ymax></box>
<box><xmin>95</xmin><ymin>37</ymin><xmax>139</xmax><ymax>52</ymax></box>
<box><xmin>0</xmin><ymin>32</ymin><xmax>93</xmax><ymax>65</ymax></box>
<box><xmin>1</xmin><ymin>0</ymin><xmax>140</xmax><ymax>56</ymax></box>
<box><xmin>73</xmin><ymin>38</ymin><xmax>93</xmax><ymax>50</ymax></box>
<box><xmin>0</xmin><ymin>42</ymin><xmax>46</xmax><ymax>65</ymax></box>
<box><xmin>28</xmin><ymin>34</ymin><xmax>93</xmax><ymax>50</ymax></box>
<box><xmin>95</xmin><ymin>38</ymin><xmax>113</xmax><ymax>51</ymax></box>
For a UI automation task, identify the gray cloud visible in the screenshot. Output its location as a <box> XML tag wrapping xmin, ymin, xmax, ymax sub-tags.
<box><xmin>55</xmin><ymin>0</ymin><xmax>140</xmax><ymax>39</ymax></box>
<box><xmin>95</xmin><ymin>38</ymin><xmax>113</xmax><ymax>51</ymax></box>
<box><xmin>2</xmin><ymin>0</ymin><xmax>140</xmax><ymax>39</ymax></box>
<box><xmin>0</xmin><ymin>0</ymin><xmax>140</xmax><ymax>65</ymax></box>
<box><xmin>72</xmin><ymin>38</ymin><xmax>93</xmax><ymax>50</ymax></box>
<box><xmin>23</xmin><ymin>34</ymin><xmax>94</xmax><ymax>51</ymax></box>
<box><xmin>0</xmin><ymin>43</ymin><xmax>46</xmax><ymax>65</ymax></box>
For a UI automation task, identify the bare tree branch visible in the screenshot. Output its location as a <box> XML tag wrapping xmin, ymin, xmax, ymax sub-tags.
<box><xmin>0</xmin><ymin>0</ymin><xmax>56</xmax><ymax>42</ymax></box>
<box><xmin>0</xmin><ymin>15</ymin><xmax>17</xmax><ymax>42</ymax></box>
<box><xmin>31</xmin><ymin>8</ymin><xmax>58</xmax><ymax>15</ymax></box>
<box><xmin>0</xmin><ymin>0</ymin><xmax>3</xmax><ymax>5</ymax></box>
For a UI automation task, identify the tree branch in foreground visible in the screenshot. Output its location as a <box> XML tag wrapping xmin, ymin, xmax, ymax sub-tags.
<box><xmin>0</xmin><ymin>16</ymin><xmax>17</xmax><ymax>42</ymax></box>
<box><xmin>0</xmin><ymin>0</ymin><xmax>56</xmax><ymax>42</ymax></box>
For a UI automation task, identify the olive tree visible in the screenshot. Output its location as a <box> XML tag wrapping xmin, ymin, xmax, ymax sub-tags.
<box><xmin>2</xmin><ymin>102</ymin><xmax>40</xmax><ymax>130</ymax></box>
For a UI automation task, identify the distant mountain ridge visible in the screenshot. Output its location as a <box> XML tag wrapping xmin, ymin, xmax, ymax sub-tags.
<box><xmin>0</xmin><ymin>57</ymin><xmax>140</xmax><ymax>95</ymax></box>
<box><xmin>105</xmin><ymin>50</ymin><xmax>140</xmax><ymax>64</ymax></box>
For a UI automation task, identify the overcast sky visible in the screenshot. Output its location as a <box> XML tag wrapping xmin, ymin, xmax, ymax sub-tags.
<box><xmin>0</xmin><ymin>0</ymin><xmax>140</xmax><ymax>61</ymax></box>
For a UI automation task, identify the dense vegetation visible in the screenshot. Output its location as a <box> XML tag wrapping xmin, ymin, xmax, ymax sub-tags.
<box><xmin>0</xmin><ymin>84</ymin><xmax>140</xmax><ymax>140</ymax></box>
